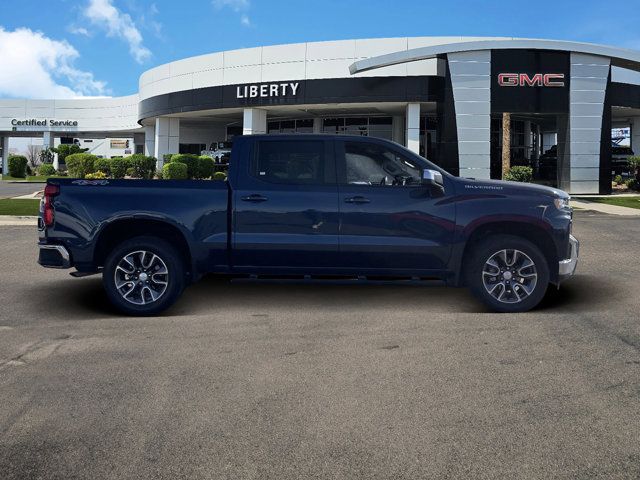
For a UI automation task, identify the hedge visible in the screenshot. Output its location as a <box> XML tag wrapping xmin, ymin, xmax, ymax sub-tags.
<box><xmin>110</xmin><ymin>157</ymin><xmax>130</xmax><ymax>179</ymax></box>
<box><xmin>162</xmin><ymin>162</ymin><xmax>188</xmax><ymax>180</ymax></box>
<box><xmin>504</xmin><ymin>166</ymin><xmax>533</xmax><ymax>183</ymax></box>
<box><xmin>7</xmin><ymin>155</ymin><xmax>28</xmax><ymax>178</ymax></box>
<box><xmin>94</xmin><ymin>158</ymin><xmax>111</xmax><ymax>176</ymax></box>
<box><xmin>38</xmin><ymin>164</ymin><xmax>56</xmax><ymax>176</ymax></box>
<box><xmin>170</xmin><ymin>154</ymin><xmax>199</xmax><ymax>179</ymax></box>
<box><xmin>66</xmin><ymin>153</ymin><xmax>97</xmax><ymax>178</ymax></box>
<box><xmin>198</xmin><ymin>156</ymin><xmax>215</xmax><ymax>179</ymax></box>
<box><xmin>129</xmin><ymin>154</ymin><xmax>157</xmax><ymax>179</ymax></box>
<box><xmin>212</xmin><ymin>171</ymin><xmax>227</xmax><ymax>181</ymax></box>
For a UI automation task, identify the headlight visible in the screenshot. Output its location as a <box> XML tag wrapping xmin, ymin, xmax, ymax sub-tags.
<box><xmin>554</xmin><ymin>197</ymin><xmax>571</xmax><ymax>210</ymax></box>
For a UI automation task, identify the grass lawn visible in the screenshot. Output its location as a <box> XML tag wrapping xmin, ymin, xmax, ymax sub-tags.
<box><xmin>587</xmin><ymin>196</ymin><xmax>640</xmax><ymax>210</ymax></box>
<box><xmin>0</xmin><ymin>175</ymin><xmax>61</xmax><ymax>182</ymax></box>
<box><xmin>0</xmin><ymin>199</ymin><xmax>40</xmax><ymax>216</ymax></box>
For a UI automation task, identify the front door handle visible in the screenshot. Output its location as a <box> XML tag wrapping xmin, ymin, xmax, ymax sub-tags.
<box><xmin>345</xmin><ymin>196</ymin><xmax>370</xmax><ymax>204</ymax></box>
<box><xmin>241</xmin><ymin>194</ymin><xmax>268</xmax><ymax>202</ymax></box>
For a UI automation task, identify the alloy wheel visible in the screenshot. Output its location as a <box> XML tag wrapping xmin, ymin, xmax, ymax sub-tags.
<box><xmin>482</xmin><ymin>249</ymin><xmax>538</xmax><ymax>304</ymax></box>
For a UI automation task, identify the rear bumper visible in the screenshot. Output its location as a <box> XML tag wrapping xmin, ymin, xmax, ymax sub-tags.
<box><xmin>558</xmin><ymin>234</ymin><xmax>579</xmax><ymax>280</ymax></box>
<box><xmin>38</xmin><ymin>244</ymin><xmax>71</xmax><ymax>269</ymax></box>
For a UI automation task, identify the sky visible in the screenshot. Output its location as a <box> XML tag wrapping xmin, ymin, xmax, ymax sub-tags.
<box><xmin>1</xmin><ymin>0</ymin><xmax>640</xmax><ymax>100</ymax></box>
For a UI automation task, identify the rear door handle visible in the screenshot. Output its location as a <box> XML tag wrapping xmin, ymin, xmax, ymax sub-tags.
<box><xmin>241</xmin><ymin>194</ymin><xmax>268</xmax><ymax>202</ymax></box>
<box><xmin>345</xmin><ymin>196</ymin><xmax>370</xmax><ymax>204</ymax></box>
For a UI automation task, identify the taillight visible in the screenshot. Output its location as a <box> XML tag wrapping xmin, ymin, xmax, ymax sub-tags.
<box><xmin>43</xmin><ymin>184</ymin><xmax>59</xmax><ymax>227</ymax></box>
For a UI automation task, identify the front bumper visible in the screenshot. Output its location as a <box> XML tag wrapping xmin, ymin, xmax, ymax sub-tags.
<box><xmin>558</xmin><ymin>234</ymin><xmax>579</xmax><ymax>280</ymax></box>
<box><xmin>38</xmin><ymin>244</ymin><xmax>71</xmax><ymax>269</ymax></box>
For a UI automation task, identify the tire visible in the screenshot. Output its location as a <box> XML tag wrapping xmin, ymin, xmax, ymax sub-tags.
<box><xmin>103</xmin><ymin>236</ymin><xmax>185</xmax><ymax>316</ymax></box>
<box><xmin>466</xmin><ymin>235</ymin><xmax>550</xmax><ymax>313</ymax></box>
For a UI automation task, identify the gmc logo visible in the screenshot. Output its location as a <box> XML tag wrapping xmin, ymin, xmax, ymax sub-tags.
<box><xmin>498</xmin><ymin>73</ymin><xmax>565</xmax><ymax>87</ymax></box>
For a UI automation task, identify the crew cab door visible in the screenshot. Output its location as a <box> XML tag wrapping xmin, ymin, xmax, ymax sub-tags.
<box><xmin>232</xmin><ymin>137</ymin><xmax>339</xmax><ymax>271</ymax></box>
<box><xmin>336</xmin><ymin>138</ymin><xmax>455</xmax><ymax>272</ymax></box>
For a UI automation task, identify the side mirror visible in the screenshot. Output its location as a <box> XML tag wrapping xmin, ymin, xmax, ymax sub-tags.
<box><xmin>421</xmin><ymin>169</ymin><xmax>445</xmax><ymax>195</ymax></box>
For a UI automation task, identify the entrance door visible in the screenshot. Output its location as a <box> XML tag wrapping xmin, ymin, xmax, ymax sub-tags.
<box><xmin>336</xmin><ymin>138</ymin><xmax>455</xmax><ymax>273</ymax></box>
<box><xmin>232</xmin><ymin>137</ymin><xmax>340</xmax><ymax>271</ymax></box>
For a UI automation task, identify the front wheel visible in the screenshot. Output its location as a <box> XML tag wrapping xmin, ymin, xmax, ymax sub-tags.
<box><xmin>466</xmin><ymin>235</ymin><xmax>550</xmax><ymax>313</ymax></box>
<box><xmin>103</xmin><ymin>236</ymin><xmax>185</xmax><ymax>316</ymax></box>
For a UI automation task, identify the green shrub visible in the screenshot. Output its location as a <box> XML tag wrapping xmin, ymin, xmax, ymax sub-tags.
<box><xmin>126</xmin><ymin>167</ymin><xmax>135</xmax><ymax>177</ymax></box>
<box><xmin>629</xmin><ymin>156</ymin><xmax>640</xmax><ymax>180</ymax></box>
<box><xmin>54</xmin><ymin>144</ymin><xmax>88</xmax><ymax>165</ymax></box>
<box><xmin>8</xmin><ymin>155</ymin><xmax>28</xmax><ymax>178</ymax></box>
<box><xmin>94</xmin><ymin>158</ymin><xmax>111</xmax><ymax>176</ymax></box>
<box><xmin>613</xmin><ymin>174</ymin><xmax>623</xmax><ymax>185</ymax></box>
<box><xmin>65</xmin><ymin>153</ymin><xmax>97</xmax><ymax>178</ymax></box>
<box><xmin>197</xmin><ymin>156</ymin><xmax>215</xmax><ymax>179</ymax></box>
<box><xmin>163</xmin><ymin>153</ymin><xmax>175</xmax><ymax>164</ymax></box>
<box><xmin>26</xmin><ymin>165</ymin><xmax>33</xmax><ymax>176</ymax></box>
<box><xmin>128</xmin><ymin>154</ymin><xmax>157</xmax><ymax>179</ymax></box>
<box><xmin>504</xmin><ymin>166</ymin><xmax>533</xmax><ymax>183</ymax></box>
<box><xmin>162</xmin><ymin>162</ymin><xmax>188</xmax><ymax>180</ymax></box>
<box><xmin>170</xmin><ymin>154</ymin><xmax>199</xmax><ymax>179</ymax></box>
<box><xmin>110</xmin><ymin>157</ymin><xmax>129</xmax><ymax>179</ymax></box>
<box><xmin>38</xmin><ymin>163</ymin><xmax>57</xmax><ymax>176</ymax></box>
<box><xmin>624</xmin><ymin>178</ymin><xmax>638</xmax><ymax>190</ymax></box>
<box><xmin>212</xmin><ymin>171</ymin><xmax>227</xmax><ymax>181</ymax></box>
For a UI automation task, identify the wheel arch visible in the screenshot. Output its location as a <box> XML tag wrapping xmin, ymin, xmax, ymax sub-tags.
<box><xmin>93</xmin><ymin>218</ymin><xmax>193</xmax><ymax>279</ymax></box>
<box><xmin>457</xmin><ymin>221</ymin><xmax>559</xmax><ymax>285</ymax></box>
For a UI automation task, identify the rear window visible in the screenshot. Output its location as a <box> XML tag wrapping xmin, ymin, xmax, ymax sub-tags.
<box><xmin>251</xmin><ymin>140</ymin><xmax>330</xmax><ymax>185</ymax></box>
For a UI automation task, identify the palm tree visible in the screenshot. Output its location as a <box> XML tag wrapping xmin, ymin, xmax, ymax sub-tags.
<box><xmin>501</xmin><ymin>112</ymin><xmax>511</xmax><ymax>179</ymax></box>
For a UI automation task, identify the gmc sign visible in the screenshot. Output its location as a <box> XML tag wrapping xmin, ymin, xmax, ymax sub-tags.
<box><xmin>498</xmin><ymin>73</ymin><xmax>565</xmax><ymax>87</ymax></box>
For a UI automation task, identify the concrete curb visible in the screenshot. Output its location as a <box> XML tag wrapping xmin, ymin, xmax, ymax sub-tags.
<box><xmin>0</xmin><ymin>216</ymin><xmax>38</xmax><ymax>226</ymax></box>
<box><xmin>572</xmin><ymin>199</ymin><xmax>640</xmax><ymax>216</ymax></box>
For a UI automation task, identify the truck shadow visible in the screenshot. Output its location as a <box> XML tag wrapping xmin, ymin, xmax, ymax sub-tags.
<box><xmin>26</xmin><ymin>273</ymin><xmax>613</xmax><ymax>320</ymax></box>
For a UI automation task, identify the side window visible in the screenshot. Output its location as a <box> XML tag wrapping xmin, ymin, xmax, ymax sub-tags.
<box><xmin>252</xmin><ymin>140</ymin><xmax>329</xmax><ymax>185</ymax></box>
<box><xmin>343</xmin><ymin>141</ymin><xmax>421</xmax><ymax>186</ymax></box>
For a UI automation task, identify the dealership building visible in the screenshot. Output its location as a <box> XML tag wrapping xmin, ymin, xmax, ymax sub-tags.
<box><xmin>1</xmin><ymin>36</ymin><xmax>640</xmax><ymax>194</ymax></box>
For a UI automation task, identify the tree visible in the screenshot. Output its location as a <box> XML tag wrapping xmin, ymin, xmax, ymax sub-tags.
<box><xmin>39</xmin><ymin>147</ymin><xmax>55</xmax><ymax>164</ymax></box>
<box><xmin>26</xmin><ymin>144</ymin><xmax>42</xmax><ymax>168</ymax></box>
<box><xmin>501</xmin><ymin>112</ymin><xmax>511</xmax><ymax>179</ymax></box>
<box><xmin>53</xmin><ymin>144</ymin><xmax>88</xmax><ymax>165</ymax></box>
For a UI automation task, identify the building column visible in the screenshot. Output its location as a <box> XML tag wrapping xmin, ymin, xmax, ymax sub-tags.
<box><xmin>632</xmin><ymin>117</ymin><xmax>640</xmax><ymax>157</ymax></box>
<box><xmin>447</xmin><ymin>50</ymin><xmax>491</xmax><ymax>179</ymax></box>
<box><xmin>243</xmin><ymin>108</ymin><xmax>267</xmax><ymax>135</ymax></box>
<box><xmin>392</xmin><ymin>115</ymin><xmax>404</xmax><ymax>145</ymax></box>
<box><xmin>154</xmin><ymin>118</ymin><xmax>179</xmax><ymax>167</ymax></box>
<box><xmin>144</xmin><ymin>125</ymin><xmax>156</xmax><ymax>157</ymax></box>
<box><xmin>406</xmin><ymin>103</ymin><xmax>420</xmax><ymax>154</ymax></box>
<box><xmin>1</xmin><ymin>137</ymin><xmax>9</xmax><ymax>176</ymax></box>
<box><xmin>313</xmin><ymin>117</ymin><xmax>323</xmax><ymax>134</ymax></box>
<box><xmin>567</xmin><ymin>53</ymin><xmax>610</xmax><ymax>194</ymax></box>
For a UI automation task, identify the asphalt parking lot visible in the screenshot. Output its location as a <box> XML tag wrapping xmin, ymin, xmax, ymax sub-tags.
<box><xmin>1</xmin><ymin>212</ymin><xmax>639</xmax><ymax>479</ymax></box>
<box><xmin>0</xmin><ymin>181</ymin><xmax>44</xmax><ymax>199</ymax></box>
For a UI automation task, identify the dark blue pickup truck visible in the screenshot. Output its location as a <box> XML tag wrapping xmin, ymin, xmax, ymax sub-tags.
<box><xmin>38</xmin><ymin>134</ymin><xmax>578</xmax><ymax>315</ymax></box>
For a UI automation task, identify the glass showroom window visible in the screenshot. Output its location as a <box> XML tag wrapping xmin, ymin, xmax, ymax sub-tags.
<box><xmin>322</xmin><ymin>117</ymin><xmax>393</xmax><ymax>140</ymax></box>
<box><xmin>267</xmin><ymin>119</ymin><xmax>314</xmax><ymax>134</ymax></box>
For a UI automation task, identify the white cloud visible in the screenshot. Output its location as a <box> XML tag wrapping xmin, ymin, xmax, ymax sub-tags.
<box><xmin>84</xmin><ymin>0</ymin><xmax>151</xmax><ymax>63</ymax></box>
<box><xmin>0</xmin><ymin>27</ymin><xmax>108</xmax><ymax>99</ymax></box>
<box><xmin>213</xmin><ymin>0</ymin><xmax>251</xmax><ymax>27</ymax></box>
<box><xmin>212</xmin><ymin>0</ymin><xmax>250</xmax><ymax>11</ymax></box>
<box><xmin>68</xmin><ymin>25</ymin><xmax>91</xmax><ymax>36</ymax></box>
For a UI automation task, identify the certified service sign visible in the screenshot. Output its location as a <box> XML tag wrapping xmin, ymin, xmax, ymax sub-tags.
<box><xmin>11</xmin><ymin>119</ymin><xmax>79</xmax><ymax>127</ymax></box>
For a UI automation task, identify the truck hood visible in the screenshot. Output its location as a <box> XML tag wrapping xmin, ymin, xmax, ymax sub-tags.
<box><xmin>457</xmin><ymin>178</ymin><xmax>569</xmax><ymax>199</ymax></box>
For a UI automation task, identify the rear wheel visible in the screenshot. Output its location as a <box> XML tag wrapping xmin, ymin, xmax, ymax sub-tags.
<box><xmin>103</xmin><ymin>236</ymin><xmax>185</xmax><ymax>316</ymax></box>
<box><xmin>466</xmin><ymin>235</ymin><xmax>549</xmax><ymax>313</ymax></box>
